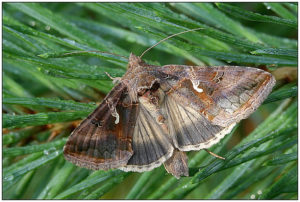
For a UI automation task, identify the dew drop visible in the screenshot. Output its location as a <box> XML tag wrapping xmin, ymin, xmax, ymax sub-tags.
<box><xmin>81</xmin><ymin>190</ymin><xmax>89</xmax><ymax>196</ymax></box>
<box><xmin>45</xmin><ymin>25</ymin><xmax>51</xmax><ymax>31</ymax></box>
<box><xmin>43</xmin><ymin>150</ymin><xmax>49</xmax><ymax>155</ymax></box>
<box><xmin>90</xmin><ymin>66</ymin><xmax>97</xmax><ymax>71</ymax></box>
<box><xmin>216</xmin><ymin>24</ymin><xmax>221</xmax><ymax>29</ymax></box>
<box><xmin>154</xmin><ymin>17</ymin><xmax>162</xmax><ymax>22</ymax></box>
<box><xmin>44</xmin><ymin>147</ymin><xmax>57</xmax><ymax>155</ymax></box>
<box><xmin>6</xmin><ymin>136</ymin><xmax>14</xmax><ymax>143</ymax></box>
<box><xmin>250</xmin><ymin>194</ymin><xmax>255</xmax><ymax>199</ymax></box>
<box><xmin>134</xmin><ymin>26</ymin><xmax>143</xmax><ymax>30</ymax></box>
<box><xmin>257</xmin><ymin>190</ymin><xmax>262</xmax><ymax>195</ymax></box>
<box><xmin>126</xmin><ymin>36</ymin><xmax>135</xmax><ymax>43</ymax></box>
<box><xmin>266</xmin><ymin>6</ymin><xmax>271</xmax><ymax>9</ymax></box>
<box><xmin>64</xmin><ymin>39</ymin><xmax>76</xmax><ymax>45</ymax></box>
<box><xmin>14</xmin><ymin>133</ymin><xmax>20</xmax><ymax>139</ymax></box>
<box><xmin>179</xmin><ymin>14</ymin><xmax>186</xmax><ymax>19</ymax></box>
<box><xmin>49</xmin><ymin>147</ymin><xmax>57</xmax><ymax>152</ymax></box>
<box><xmin>29</xmin><ymin>21</ymin><xmax>36</xmax><ymax>26</ymax></box>
<box><xmin>79</xmin><ymin>84</ymin><xmax>86</xmax><ymax>90</ymax></box>
<box><xmin>149</xmin><ymin>39</ymin><xmax>156</xmax><ymax>44</ymax></box>
<box><xmin>4</xmin><ymin>175</ymin><xmax>14</xmax><ymax>181</ymax></box>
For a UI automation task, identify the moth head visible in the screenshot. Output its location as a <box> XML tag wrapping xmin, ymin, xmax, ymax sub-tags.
<box><xmin>128</xmin><ymin>53</ymin><xmax>143</xmax><ymax>68</ymax></box>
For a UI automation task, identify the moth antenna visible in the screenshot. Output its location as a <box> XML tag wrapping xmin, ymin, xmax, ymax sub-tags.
<box><xmin>204</xmin><ymin>149</ymin><xmax>225</xmax><ymax>160</ymax></box>
<box><xmin>140</xmin><ymin>27</ymin><xmax>204</xmax><ymax>58</ymax></box>
<box><xmin>62</xmin><ymin>50</ymin><xmax>128</xmax><ymax>60</ymax></box>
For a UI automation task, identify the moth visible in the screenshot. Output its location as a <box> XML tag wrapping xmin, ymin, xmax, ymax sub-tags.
<box><xmin>63</xmin><ymin>29</ymin><xmax>276</xmax><ymax>178</ymax></box>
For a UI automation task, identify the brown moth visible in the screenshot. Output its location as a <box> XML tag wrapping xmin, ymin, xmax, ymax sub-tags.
<box><xmin>63</xmin><ymin>29</ymin><xmax>276</xmax><ymax>178</ymax></box>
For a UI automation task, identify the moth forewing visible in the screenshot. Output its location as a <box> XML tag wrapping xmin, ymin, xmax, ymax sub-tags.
<box><xmin>156</xmin><ymin>65</ymin><xmax>276</xmax><ymax>127</ymax></box>
<box><xmin>63</xmin><ymin>83</ymin><xmax>136</xmax><ymax>170</ymax></box>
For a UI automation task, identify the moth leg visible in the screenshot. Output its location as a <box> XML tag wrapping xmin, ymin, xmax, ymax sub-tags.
<box><xmin>105</xmin><ymin>72</ymin><xmax>121</xmax><ymax>84</ymax></box>
<box><xmin>204</xmin><ymin>149</ymin><xmax>225</xmax><ymax>160</ymax></box>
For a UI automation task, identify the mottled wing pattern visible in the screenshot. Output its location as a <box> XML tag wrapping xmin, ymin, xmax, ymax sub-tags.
<box><xmin>158</xmin><ymin>65</ymin><xmax>276</xmax><ymax>127</ymax></box>
<box><xmin>64</xmin><ymin>83</ymin><xmax>137</xmax><ymax>170</ymax></box>
<box><xmin>121</xmin><ymin>91</ymin><xmax>173</xmax><ymax>172</ymax></box>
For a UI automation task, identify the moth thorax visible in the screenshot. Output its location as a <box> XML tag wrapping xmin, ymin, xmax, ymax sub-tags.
<box><xmin>127</xmin><ymin>88</ymin><xmax>139</xmax><ymax>103</ymax></box>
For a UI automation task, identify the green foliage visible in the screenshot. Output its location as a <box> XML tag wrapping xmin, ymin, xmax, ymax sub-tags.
<box><xmin>3</xmin><ymin>2</ymin><xmax>297</xmax><ymax>199</ymax></box>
